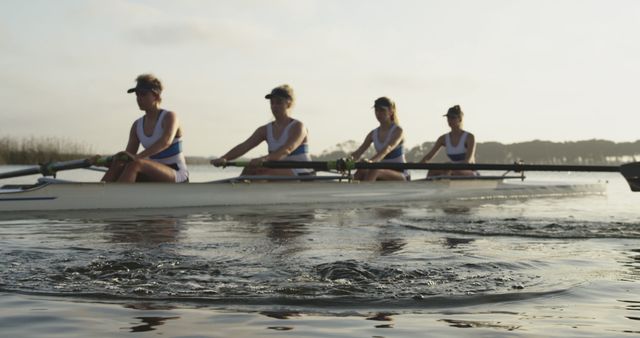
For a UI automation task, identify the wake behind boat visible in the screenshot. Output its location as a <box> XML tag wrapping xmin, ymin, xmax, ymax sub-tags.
<box><xmin>0</xmin><ymin>174</ymin><xmax>606</xmax><ymax>212</ymax></box>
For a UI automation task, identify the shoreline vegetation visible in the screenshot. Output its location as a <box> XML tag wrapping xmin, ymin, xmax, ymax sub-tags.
<box><xmin>0</xmin><ymin>137</ymin><xmax>94</xmax><ymax>165</ymax></box>
<box><xmin>1</xmin><ymin>136</ymin><xmax>638</xmax><ymax>165</ymax></box>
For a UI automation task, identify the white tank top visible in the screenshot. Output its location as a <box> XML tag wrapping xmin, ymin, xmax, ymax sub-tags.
<box><xmin>265</xmin><ymin>119</ymin><xmax>311</xmax><ymax>174</ymax></box>
<box><xmin>445</xmin><ymin>131</ymin><xmax>469</xmax><ymax>163</ymax></box>
<box><xmin>135</xmin><ymin>110</ymin><xmax>188</xmax><ymax>172</ymax></box>
<box><xmin>372</xmin><ymin>124</ymin><xmax>409</xmax><ymax>178</ymax></box>
<box><xmin>372</xmin><ymin>124</ymin><xmax>406</xmax><ymax>164</ymax></box>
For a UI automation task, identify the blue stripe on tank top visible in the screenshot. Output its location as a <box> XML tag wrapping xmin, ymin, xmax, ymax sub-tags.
<box><xmin>290</xmin><ymin>143</ymin><xmax>308</xmax><ymax>156</ymax></box>
<box><xmin>383</xmin><ymin>144</ymin><xmax>404</xmax><ymax>160</ymax></box>
<box><xmin>150</xmin><ymin>140</ymin><xmax>182</xmax><ymax>160</ymax></box>
<box><xmin>447</xmin><ymin>153</ymin><xmax>466</xmax><ymax>162</ymax></box>
<box><xmin>270</xmin><ymin>143</ymin><xmax>308</xmax><ymax>156</ymax></box>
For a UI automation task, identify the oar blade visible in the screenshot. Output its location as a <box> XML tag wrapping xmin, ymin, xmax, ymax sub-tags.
<box><xmin>620</xmin><ymin>162</ymin><xmax>640</xmax><ymax>192</ymax></box>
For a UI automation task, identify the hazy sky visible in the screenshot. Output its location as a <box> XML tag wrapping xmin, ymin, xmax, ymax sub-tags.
<box><xmin>1</xmin><ymin>0</ymin><xmax>638</xmax><ymax>157</ymax></box>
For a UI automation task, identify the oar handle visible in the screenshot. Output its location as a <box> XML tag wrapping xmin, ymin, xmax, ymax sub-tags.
<box><xmin>225</xmin><ymin>161</ymin><xmax>250</xmax><ymax>168</ymax></box>
<box><xmin>95</xmin><ymin>156</ymin><xmax>113</xmax><ymax>166</ymax></box>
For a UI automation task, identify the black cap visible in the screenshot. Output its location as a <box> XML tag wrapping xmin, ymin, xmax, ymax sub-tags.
<box><xmin>443</xmin><ymin>105</ymin><xmax>463</xmax><ymax>117</ymax></box>
<box><xmin>265</xmin><ymin>85</ymin><xmax>294</xmax><ymax>100</ymax></box>
<box><xmin>127</xmin><ymin>74</ymin><xmax>163</xmax><ymax>95</ymax></box>
<box><xmin>373</xmin><ymin>97</ymin><xmax>394</xmax><ymax>109</ymax></box>
<box><xmin>127</xmin><ymin>83</ymin><xmax>161</xmax><ymax>95</ymax></box>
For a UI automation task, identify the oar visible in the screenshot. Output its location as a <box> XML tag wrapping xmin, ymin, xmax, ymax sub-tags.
<box><xmin>224</xmin><ymin>159</ymin><xmax>640</xmax><ymax>191</ymax></box>
<box><xmin>0</xmin><ymin>156</ymin><xmax>112</xmax><ymax>180</ymax></box>
<box><xmin>224</xmin><ymin>160</ymin><xmax>343</xmax><ymax>171</ymax></box>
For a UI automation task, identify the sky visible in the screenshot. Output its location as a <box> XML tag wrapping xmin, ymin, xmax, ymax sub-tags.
<box><xmin>1</xmin><ymin>0</ymin><xmax>639</xmax><ymax>157</ymax></box>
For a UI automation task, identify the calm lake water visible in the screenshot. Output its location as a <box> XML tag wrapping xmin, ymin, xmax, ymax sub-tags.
<box><xmin>1</xmin><ymin>165</ymin><xmax>639</xmax><ymax>337</ymax></box>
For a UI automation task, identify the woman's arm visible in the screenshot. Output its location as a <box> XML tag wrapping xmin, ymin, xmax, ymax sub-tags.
<box><xmin>419</xmin><ymin>135</ymin><xmax>445</xmax><ymax>163</ymax></box>
<box><xmin>350</xmin><ymin>132</ymin><xmax>373</xmax><ymax>161</ymax></box>
<box><xmin>211</xmin><ymin>126</ymin><xmax>266</xmax><ymax>166</ymax></box>
<box><xmin>464</xmin><ymin>133</ymin><xmax>476</xmax><ymax>163</ymax></box>
<box><xmin>125</xmin><ymin>121</ymin><xmax>141</xmax><ymax>155</ymax></box>
<box><xmin>135</xmin><ymin>111</ymin><xmax>179</xmax><ymax>159</ymax></box>
<box><xmin>90</xmin><ymin>122</ymin><xmax>140</xmax><ymax>166</ymax></box>
<box><xmin>369</xmin><ymin>127</ymin><xmax>404</xmax><ymax>162</ymax></box>
<box><xmin>264</xmin><ymin>121</ymin><xmax>307</xmax><ymax>161</ymax></box>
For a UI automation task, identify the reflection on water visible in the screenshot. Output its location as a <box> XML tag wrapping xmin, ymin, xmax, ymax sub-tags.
<box><xmin>366</xmin><ymin>312</ymin><xmax>394</xmax><ymax>321</ymax></box>
<box><xmin>129</xmin><ymin>316</ymin><xmax>179</xmax><ymax>333</ymax></box>
<box><xmin>371</xmin><ymin>207</ymin><xmax>408</xmax><ymax>257</ymax></box>
<box><xmin>442</xmin><ymin>237</ymin><xmax>475</xmax><ymax>249</ymax></box>
<box><xmin>263</xmin><ymin>215</ymin><xmax>313</xmax><ymax>244</ymax></box>
<box><xmin>619</xmin><ymin>248</ymin><xmax>640</xmax><ymax>282</ymax></box>
<box><xmin>260</xmin><ymin>310</ymin><xmax>300</xmax><ymax>332</ymax></box>
<box><xmin>367</xmin><ymin>312</ymin><xmax>395</xmax><ymax>328</ymax></box>
<box><xmin>618</xmin><ymin>247</ymin><xmax>640</xmax><ymax>333</ymax></box>
<box><xmin>441</xmin><ymin>206</ymin><xmax>473</xmax><ymax>215</ymax></box>
<box><xmin>267</xmin><ymin>325</ymin><xmax>294</xmax><ymax>331</ymax></box>
<box><xmin>439</xmin><ymin>318</ymin><xmax>520</xmax><ymax>331</ymax></box>
<box><xmin>372</xmin><ymin>207</ymin><xmax>404</xmax><ymax>219</ymax></box>
<box><xmin>377</xmin><ymin>237</ymin><xmax>407</xmax><ymax>256</ymax></box>
<box><xmin>621</xmin><ymin>299</ymin><xmax>640</xmax><ymax>334</ymax></box>
<box><xmin>260</xmin><ymin>310</ymin><xmax>301</xmax><ymax>319</ymax></box>
<box><xmin>2</xmin><ymin>186</ymin><xmax>640</xmax><ymax>337</ymax></box>
<box><xmin>2</xmin><ymin>203</ymin><xmax>638</xmax><ymax>304</ymax></box>
<box><xmin>124</xmin><ymin>303</ymin><xmax>176</xmax><ymax>310</ymax></box>
<box><xmin>105</xmin><ymin>217</ymin><xmax>184</xmax><ymax>244</ymax></box>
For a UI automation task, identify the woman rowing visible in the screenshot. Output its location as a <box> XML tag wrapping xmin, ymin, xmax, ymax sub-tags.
<box><xmin>419</xmin><ymin>105</ymin><xmax>476</xmax><ymax>177</ymax></box>
<box><xmin>210</xmin><ymin>84</ymin><xmax>312</xmax><ymax>176</ymax></box>
<box><xmin>349</xmin><ymin>97</ymin><xmax>410</xmax><ymax>181</ymax></box>
<box><xmin>95</xmin><ymin>74</ymin><xmax>189</xmax><ymax>183</ymax></box>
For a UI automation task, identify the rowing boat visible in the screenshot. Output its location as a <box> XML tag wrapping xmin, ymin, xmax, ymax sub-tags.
<box><xmin>0</xmin><ymin>175</ymin><xmax>606</xmax><ymax>212</ymax></box>
<box><xmin>1</xmin><ymin>158</ymin><xmax>635</xmax><ymax>212</ymax></box>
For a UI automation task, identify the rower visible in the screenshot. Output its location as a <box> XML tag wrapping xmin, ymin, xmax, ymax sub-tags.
<box><xmin>92</xmin><ymin>74</ymin><xmax>189</xmax><ymax>183</ymax></box>
<box><xmin>419</xmin><ymin>105</ymin><xmax>476</xmax><ymax>177</ymax></box>
<box><xmin>210</xmin><ymin>84</ymin><xmax>313</xmax><ymax>177</ymax></box>
<box><xmin>349</xmin><ymin>97</ymin><xmax>410</xmax><ymax>181</ymax></box>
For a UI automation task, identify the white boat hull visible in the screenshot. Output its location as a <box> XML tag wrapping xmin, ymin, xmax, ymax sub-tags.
<box><xmin>0</xmin><ymin>178</ymin><xmax>606</xmax><ymax>212</ymax></box>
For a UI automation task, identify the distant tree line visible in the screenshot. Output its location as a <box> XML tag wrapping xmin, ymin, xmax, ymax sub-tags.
<box><xmin>0</xmin><ymin>136</ymin><xmax>213</xmax><ymax>165</ymax></box>
<box><xmin>314</xmin><ymin>139</ymin><xmax>640</xmax><ymax>165</ymax></box>
<box><xmin>1</xmin><ymin>136</ymin><xmax>638</xmax><ymax>165</ymax></box>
